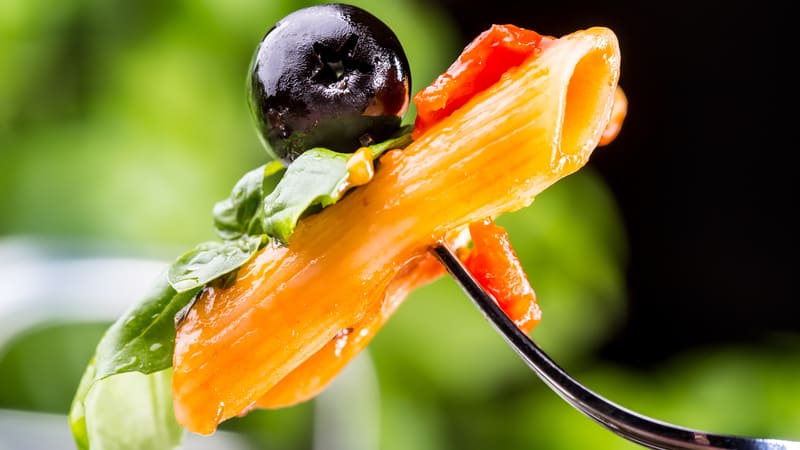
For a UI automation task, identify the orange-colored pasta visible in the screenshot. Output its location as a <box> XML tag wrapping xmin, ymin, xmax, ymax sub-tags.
<box><xmin>172</xmin><ymin>27</ymin><xmax>622</xmax><ymax>435</ymax></box>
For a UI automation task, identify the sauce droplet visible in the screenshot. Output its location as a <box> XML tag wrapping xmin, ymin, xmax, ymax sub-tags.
<box><xmin>346</xmin><ymin>147</ymin><xmax>375</xmax><ymax>186</ymax></box>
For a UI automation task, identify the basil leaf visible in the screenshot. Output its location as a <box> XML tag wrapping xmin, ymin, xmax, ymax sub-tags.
<box><xmin>94</xmin><ymin>270</ymin><xmax>201</xmax><ymax>379</ymax></box>
<box><xmin>262</xmin><ymin>130</ymin><xmax>413</xmax><ymax>243</ymax></box>
<box><xmin>71</xmin><ymin>272</ymin><xmax>197</xmax><ymax>449</ymax></box>
<box><xmin>168</xmin><ymin>234</ymin><xmax>264</xmax><ymax>293</ymax></box>
<box><xmin>213</xmin><ymin>161</ymin><xmax>285</xmax><ymax>240</ymax></box>
<box><xmin>70</xmin><ymin>362</ymin><xmax>182</xmax><ymax>450</ymax></box>
<box><xmin>262</xmin><ymin>148</ymin><xmax>351</xmax><ymax>243</ymax></box>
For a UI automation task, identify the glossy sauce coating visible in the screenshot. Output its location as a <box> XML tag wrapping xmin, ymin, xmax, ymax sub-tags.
<box><xmin>173</xmin><ymin>27</ymin><xmax>621</xmax><ymax>434</ymax></box>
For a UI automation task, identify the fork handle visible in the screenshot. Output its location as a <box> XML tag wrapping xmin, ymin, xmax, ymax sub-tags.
<box><xmin>432</xmin><ymin>244</ymin><xmax>799</xmax><ymax>450</ymax></box>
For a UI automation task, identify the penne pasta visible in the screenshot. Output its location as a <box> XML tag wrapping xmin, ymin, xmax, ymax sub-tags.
<box><xmin>172</xmin><ymin>26</ymin><xmax>621</xmax><ymax>435</ymax></box>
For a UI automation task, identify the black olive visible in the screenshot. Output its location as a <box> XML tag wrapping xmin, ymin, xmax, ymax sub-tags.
<box><xmin>248</xmin><ymin>3</ymin><xmax>411</xmax><ymax>164</ymax></box>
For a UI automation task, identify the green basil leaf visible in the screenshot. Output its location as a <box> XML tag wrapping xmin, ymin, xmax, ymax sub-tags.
<box><xmin>71</xmin><ymin>272</ymin><xmax>197</xmax><ymax>449</ymax></box>
<box><xmin>168</xmin><ymin>234</ymin><xmax>264</xmax><ymax>293</ymax></box>
<box><xmin>94</xmin><ymin>271</ymin><xmax>201</xmax><ymax>379</ymax></box>
<box><xmin>262</xmin><ymin>129</ymin><xmax>413</xmax><ymax>244</ymax></box>
<box><xmin>262</xmin><ymin>148</ymin><xmax>351</xmax><ymax>244</ymax></box>
<box><xmin>213</xmin><ymin>160</ymin><xmax>285</xmax><ymax>240</ymax></box>
<box><xmin>70</xmin><ymin>362</ymin><xmax>182</xmax><ymax>450</ymax></box>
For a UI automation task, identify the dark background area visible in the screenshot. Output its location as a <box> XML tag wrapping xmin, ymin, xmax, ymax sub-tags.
<box><xmin>434</xmin><ymin>0</ymin><xmax>797</xmax><ymax>366</ymax></box>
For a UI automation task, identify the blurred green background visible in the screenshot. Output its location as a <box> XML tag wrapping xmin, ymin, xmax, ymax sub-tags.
<box><xmin>1</xmin><ymin>0</ymin><xmax>798</xmax><ymax>449</ymax></box>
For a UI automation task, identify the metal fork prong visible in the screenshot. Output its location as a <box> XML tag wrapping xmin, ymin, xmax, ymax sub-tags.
<box><xmin>432</xmin><ymin>244</ymin><xmax>800</xmax><ymax>450</ymax></box>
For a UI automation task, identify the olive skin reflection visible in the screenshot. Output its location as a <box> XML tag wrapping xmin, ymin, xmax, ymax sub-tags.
<box><xmin>249</xmin><ymin>3</ymin><xmax>412</xmax><ymax>164</ymax></box>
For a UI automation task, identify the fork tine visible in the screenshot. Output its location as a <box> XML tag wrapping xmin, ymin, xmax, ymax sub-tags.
<box><xmin>432</xmin><ymin>244</ymin><xmax>800</xmax><ymax>450</ymax></box>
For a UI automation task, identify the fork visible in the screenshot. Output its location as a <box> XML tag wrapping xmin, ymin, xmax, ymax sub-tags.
<box><xmin>432</xmin><ymin>245</ymin><xmax>800</xmax><ymax>450</ymax></box>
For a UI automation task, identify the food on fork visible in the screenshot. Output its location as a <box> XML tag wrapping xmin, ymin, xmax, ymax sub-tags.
<box><xmin>70</xmin><ymin>3</ymin><xmax>625</xmax><ymax>448</ymax></box>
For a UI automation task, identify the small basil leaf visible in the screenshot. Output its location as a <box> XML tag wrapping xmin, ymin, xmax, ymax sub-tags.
<box><xmin>168</xmin><ymin>234</ymin><xmax>264</xmax><ymax>293</ymax></box>
<box><xmin>70</xmin><ymin>362</ymin><xmax>182</xmax><ymax>450</ymax></box>
<box><xmin>213</xmin><ymin>161</ymin><xmax>285</xmax><ymax>240</ymax></box>
<box><xmin>94</xmin><ymin>271</ymin><xmax>201</xmax><ymax>379</ymax></box>
<box><xmin>262</xmin><ymin>148</ymin><xmax>351</xmax><ymax>243</ymax></box>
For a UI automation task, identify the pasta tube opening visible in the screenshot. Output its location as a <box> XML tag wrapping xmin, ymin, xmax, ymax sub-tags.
<box><xmin>559</xmin><ymin>28</ymin><xmax>621</xmax><ymax>161</ymax></box>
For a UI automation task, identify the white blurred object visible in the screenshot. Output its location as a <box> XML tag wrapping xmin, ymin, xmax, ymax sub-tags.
<box><xmin>0</xmin><ymin>409</ymin><xmax>254</xmax><ymax>450</ymax></box>
<box><xmin>314</xmin><ymin>352</ymin><xmax>380</xmax><ymax>450</ymax></box>
<box><xmin>0</xmin><ymin>236</ymin><xmax>167</xmax><ymax>350</ymax></box>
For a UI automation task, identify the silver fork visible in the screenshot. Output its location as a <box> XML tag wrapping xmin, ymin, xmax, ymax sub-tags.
<box><xmin>432</xmin><ymin>245</ymin><xmax>800</xmax><ymax>450</ymax></box>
